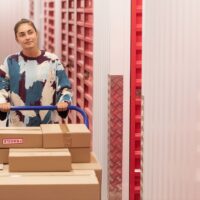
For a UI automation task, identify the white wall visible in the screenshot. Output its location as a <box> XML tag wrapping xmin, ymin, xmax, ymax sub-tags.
<box><xmin>109</xmin><ymin>0</ymin><xmax>130</xmax><ymax>199</ymax></box>
<box><xmin>94</xmin><ymin>0</ymin><xmax>130</xmax><ymax>199</ymax></box>
<box><xmin>0</xmin><ymin>0</ymin><xmax>29</xmax><ymax>63</ymax></box>
<box><xmin>143</xmin><ymin>0</ymin><xmax>200</xmax><ymax>199</ymax></box>
<box><xmin>0</xmin><ymin>0</ymin><xmax>28</xmax><ymax>126</ymax></box>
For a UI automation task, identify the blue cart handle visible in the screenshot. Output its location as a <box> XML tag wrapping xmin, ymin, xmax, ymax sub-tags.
<box><xmin>10</xmin><ymin>105</ymin><xmax>89</xmax><ymax>128</ymax></box>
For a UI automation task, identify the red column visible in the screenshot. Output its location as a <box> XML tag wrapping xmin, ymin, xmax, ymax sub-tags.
<box><xmin>130</xmin><ymin>0</ymin><xmax>142</xmax><ymax>199</ymax></box>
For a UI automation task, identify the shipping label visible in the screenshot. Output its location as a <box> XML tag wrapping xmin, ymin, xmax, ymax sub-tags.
<box><xmin>2</xmin><ymin>138</ymin><xmax>23</xmax><ymax>145</ymax></box>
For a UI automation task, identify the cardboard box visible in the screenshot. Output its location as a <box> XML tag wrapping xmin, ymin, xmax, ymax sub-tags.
<box><xmin>72</xmin><ymin>152</ymin><xmax>102</xmax><ymax>200</ymax></box>
<box><xmin>9</xmin><ymin>148</ymin><xmax>72</xmax><ymax>172</ymax></box>
<box><xmin>69</xmin><ymin>147</ymin><xmax>91</xmax><ymax>163</ymax></box>
<box><xmin>0</xmin><ymin>165</ymin><xmax>96</xmax><ymax>177</ymax></box>
<box><xmin>72</xmin><ymin>152</ymin><xmax>102</xmax><ymax>185</ymax></box>
<box><xmin>0</xmin><ymin>148</ymin><xmax>91</xmax><ymax>164</ymax></box>
<box><xmin>0</xmin><ymin>149</ymin><xmax>9</xmax><ymax>164</ymax></box>
<box><xmin>4</xmin><ymin>127</ymin><xmax>41</xmax><ymax>130</ymax></box>
<box><xmin>0</xmin><ymin>127</ymin><xmax>42</xmax><ymax>148</ymax></box>
<box><xmin>0</xmin><ymin>169</ymin><xmax>100</xmax><ymax>200</ymax></box>
<box><xmin>41</xmin><ymin>124</ymin><xmax>91</xmax><ymax>148</ymax></box>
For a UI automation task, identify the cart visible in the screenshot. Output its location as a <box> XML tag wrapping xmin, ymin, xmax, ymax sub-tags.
<box><xmin>0</xmin><ymin>105</ymin><xmax>101</xmax><ymax>200</ymax></box>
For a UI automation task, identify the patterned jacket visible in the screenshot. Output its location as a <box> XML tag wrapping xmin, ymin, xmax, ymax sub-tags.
<box><xmin>0</xmin><ymin>50</ymin><xmax>72</xmax><ymax>126</ymax></box>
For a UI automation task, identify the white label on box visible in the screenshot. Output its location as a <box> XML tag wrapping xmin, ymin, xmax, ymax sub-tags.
<box><xmin>2</xmin><ymin>138</ymin><xmax>23</xmax><ymax>144</ymax></box>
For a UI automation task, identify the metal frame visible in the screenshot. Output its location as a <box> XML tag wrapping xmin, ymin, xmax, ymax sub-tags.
<box><xmin>11</xmin><ymin>105</ymin><xmax>89</xmax><ymax>128</ymax></box>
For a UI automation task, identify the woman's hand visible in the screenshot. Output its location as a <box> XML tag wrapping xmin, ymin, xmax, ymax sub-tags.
<box><xmin>56</xmin><ymin>102</ymin><xmax>69</xmax><ymax>112</ymax></box>
<box><xmin>0</xmin><ymin>103</ymin><xmax>11</xmax><ymax>112</ymax></box>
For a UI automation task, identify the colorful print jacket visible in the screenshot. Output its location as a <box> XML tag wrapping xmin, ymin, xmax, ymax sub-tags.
<box><xmin>0</xmin><ymin>50</ymin><xmax>72</xmax><ymax>126</ymax></box>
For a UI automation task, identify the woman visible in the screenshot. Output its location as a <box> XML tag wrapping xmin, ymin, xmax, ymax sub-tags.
<box><xmin>0</xmin><ymin>18</ymin><xmax>72</xmax><ymax>126</ymax></box>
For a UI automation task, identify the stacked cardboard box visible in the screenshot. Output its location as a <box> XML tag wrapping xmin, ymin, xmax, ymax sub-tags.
<box><xmin>41</xmin><ymin>124</ymin><xmax>91</xmax><ymax>163</ymax></box>
<box><xmin>0</xmin><ymin>127</ymin><xmax>42</xmax><ymax>148</ymax></box>
<box><xmin>0</xmin><ymin>124</ymin><xmax>102</xmax><ymax>200</ymax></box>
<box><xmin>9</xmin><ymin>148</ymin><xmax>72</xmax><ymax>172</ymax></box>
<box><xmin>0</xmin><ymin>168</ymin><xmax>99</xmax><ymax>200</ymax></box>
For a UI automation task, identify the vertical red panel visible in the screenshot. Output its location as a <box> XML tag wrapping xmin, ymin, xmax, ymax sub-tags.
<box><xmin>42</xmin><ymin>1</ymin><xmax>93</xmax><ymax>129</ymax></box>
<box><xmin>59</xmin><ymin>0</ymin><xmax>93</xmax><ymax>131</ymax></box>
<box><xmin>43</xmin><ymin>0</ymin><xmax>55</xmax><ymax>53</ymax></box>
<box><xmin>61</xmin><ymin>0</ymin><xmax>67</xmax><ymax>65</ymax></box>
<box><xmin>108</xmin><ymin>75</ymin><xmax>123</xmax><ymax>200</ymax></box>
<box><xmin>130</xmin><ymin>0</ymin><xmax>142</xmax><ymax>200</ymax></box>
<box><xmin>82</xmin><ymin>0</ymin><xmax>93</xmax><ymax>131</ymax></box>
<box><xmin>60</xmin><ymin>0</ymin><xmax>76</xmax><ymax>123</ymax></box>
<box><xmin>76</xmin><ymin>0</ymin><xmax>85</xmax><ymax>124</ymax></box>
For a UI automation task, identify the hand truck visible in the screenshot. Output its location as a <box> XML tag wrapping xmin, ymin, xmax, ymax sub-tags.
<box><xmin>10</xmin><ymin>105</ymin><xmax>89</xmax><ymax>128</ymax></box>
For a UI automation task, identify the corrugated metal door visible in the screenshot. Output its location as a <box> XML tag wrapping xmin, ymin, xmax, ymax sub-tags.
<box><xmin>143</xmin><ymin>0</ymin><xmax>200</xmax><ymax>199</ymax></box>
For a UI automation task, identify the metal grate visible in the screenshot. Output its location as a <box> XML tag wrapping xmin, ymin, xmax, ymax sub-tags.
<box><xmin>108</xmin><ymin>75</ymin><xmax>123</xmax><ymax>200</ymax></box>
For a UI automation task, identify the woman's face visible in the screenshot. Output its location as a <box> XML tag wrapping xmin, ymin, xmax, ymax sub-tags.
<box><xmin>15</xmin><ymin>23</ymin><xmax>38</xmax><ymax>50</ymax></box>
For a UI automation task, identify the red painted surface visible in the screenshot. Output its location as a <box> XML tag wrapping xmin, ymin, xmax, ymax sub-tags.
<box><xmin>108</xmin><ymin>75</ymin><xmax>123</xmax><ymax>200</ymax></box>
<box><xmin>130</xmin><ymin>0</ymin><xmax>142</xmax><ymax>199</ymax></box>
<box><xmin>43</xmin><ymin>0</ymin><xmax>55</xmax><ymax>53</ymax></box>
<box><xmin>61</xmin><ymin>0</ymin><xmax>93</xmax><ymax>131</ymax></box>
<box><xmin>43</xmin><ymin>0</ymin><xmax>94</xmax><ymax>131</ymax></box>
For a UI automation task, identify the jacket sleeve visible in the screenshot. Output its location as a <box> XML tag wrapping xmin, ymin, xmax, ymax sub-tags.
<box><xmin>55</xmin><ymin>59</ymin><xmax>73</xmax><ymax>118</ymax></box>
<box><xmin>0</xmin><ymin>61</ymin><xmax>10</xmax><ymax>120</ymax></box>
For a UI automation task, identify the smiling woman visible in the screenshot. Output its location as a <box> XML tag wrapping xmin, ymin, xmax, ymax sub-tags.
<box><xmin>0</xmin><ymin>19</ymin><xmax>73</xmax><ymax>127</ymax></box>
<box><xmin>14</xmin><ymin>19</ymin><xmax>40</xmax><ymax>57</ymax></box>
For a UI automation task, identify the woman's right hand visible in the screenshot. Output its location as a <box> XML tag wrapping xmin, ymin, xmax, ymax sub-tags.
<box><xmin>0</xmin><ymin>103</ymin><xmax>11</xmax><ymax>112</ymax></box>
